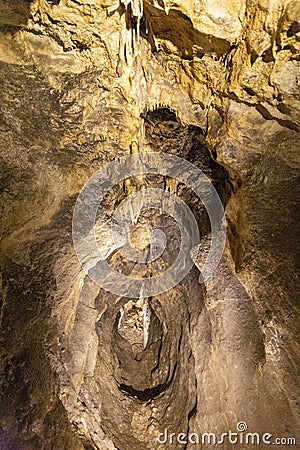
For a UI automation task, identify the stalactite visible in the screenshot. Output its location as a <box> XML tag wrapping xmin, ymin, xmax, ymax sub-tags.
<box><xmin>1</xmin><ymin>1</ymin><xmax>299</xmax><ymax>449</ymax></box>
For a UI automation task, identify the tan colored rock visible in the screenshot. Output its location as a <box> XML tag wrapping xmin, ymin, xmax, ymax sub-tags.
<box><xmin>0</xmin><ymin>0</ymin><xmax>299</xmax><ymax>448</ymax></box>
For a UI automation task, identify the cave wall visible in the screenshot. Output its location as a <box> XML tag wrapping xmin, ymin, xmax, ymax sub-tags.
<box><xmin>0</xmin><ymin>0</ymin><xmax>299</xmax><ymax>449</ymax></box>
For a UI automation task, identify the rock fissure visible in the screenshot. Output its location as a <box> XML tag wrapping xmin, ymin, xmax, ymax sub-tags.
<box><xmin>0</xmin><ymin>0</ymin><xmax>299</xmax><ymax>449</ymax></box>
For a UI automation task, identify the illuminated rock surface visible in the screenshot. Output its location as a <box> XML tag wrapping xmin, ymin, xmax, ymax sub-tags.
<box><xmin>0</xmin><ymin>0</ymin><xmax>299</xmax><ymax>449</ymax></box>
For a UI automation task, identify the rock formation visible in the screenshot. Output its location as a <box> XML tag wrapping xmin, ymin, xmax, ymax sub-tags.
<box><xmin>0</xmin><ymin>0</ymin><xmax>299</xmax><ymax>449</ymax></box>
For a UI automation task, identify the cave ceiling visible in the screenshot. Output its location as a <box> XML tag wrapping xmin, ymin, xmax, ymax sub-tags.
<box><xmin>0</xmin><ymin>0</ymin><xmax>299</xmax><ymax>449</ymax></box>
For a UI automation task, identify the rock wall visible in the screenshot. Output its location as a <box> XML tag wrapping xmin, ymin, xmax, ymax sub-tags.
<box><xmin>0</xmin><ymin>0</ymin><xmax>299</xmax><ymax>449</ymax></box>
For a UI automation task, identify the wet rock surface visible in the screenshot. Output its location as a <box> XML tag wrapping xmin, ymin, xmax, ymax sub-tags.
<box><xmin>0</xmin><ymin>0</ymin><xmax>299</xmax><ymax>449</ymax></box>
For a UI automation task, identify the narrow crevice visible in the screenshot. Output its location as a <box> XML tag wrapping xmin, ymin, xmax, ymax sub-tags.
<box><xmin>226</xmin><ymin>92</ymin><xmax>300</xmax><ymax>132</ymax></box>
<box><xmin>255</xmin><ymin>104</ymin><xmax>300</xmax><ymax>132</ymax></box>
<box><xmin>118</xmin><ymin>361</ymin><xmax>178</xmax><ymax>401</ymax></box>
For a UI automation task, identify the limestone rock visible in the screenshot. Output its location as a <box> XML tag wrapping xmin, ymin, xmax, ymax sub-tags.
<box><xmin>0</xmin><ymin>0</ymin><xmax>299</xmax><ymax>449</ymax></box>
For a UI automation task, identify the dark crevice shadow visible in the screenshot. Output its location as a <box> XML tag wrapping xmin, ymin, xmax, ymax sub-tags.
<box><xmin>0</xmin><ymin>0</ymin><xmax>34</xmax><ymax>29</ymax></box>
<box><xmin>118</xmin><ymin>362</ymin><xmax>178</xmax><ymax>401</ymax></box>
<box><xmin>142</xmin><ymin>3</ymin><xmax>231</xmax><ymax>58</ymax></box>
<box><xmin>112</xmin><ymin>0</ymin><xmax>231</xmax><ymax>59</ymax></box>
